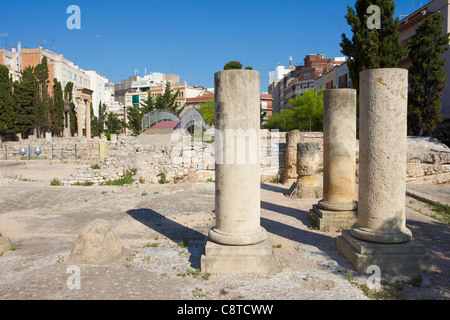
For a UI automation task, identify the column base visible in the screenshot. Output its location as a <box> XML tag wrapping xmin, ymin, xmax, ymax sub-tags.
<box><xmin>310</xmin><ymin>204</ymin><xmax>357</xmax><ymax>230</ymax></box>
<box><xmin>200</xmin><ymin>239</ymin><xmax>278</xmax><ymax>274</ymax></box>
<box><xmin>337</xmin><ymin>229</ymin><xmax>432</xmax><ymax>273</ymax></box>
<box><xmin>208</xmin><ymin>227</ymin><xmax>267</xmax><ymax>246</ymax></box>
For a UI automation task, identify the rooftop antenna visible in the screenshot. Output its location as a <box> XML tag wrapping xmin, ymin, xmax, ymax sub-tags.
<box><xmin>289</xmin><ymin>56</ymin><xmax>293</xmax><ymax>66</ymax></box>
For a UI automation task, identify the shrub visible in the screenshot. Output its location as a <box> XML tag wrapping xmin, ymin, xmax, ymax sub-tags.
<box><xmin>224</xmin><ymin>61</ymin><xmax>242</xmax><ymax>70</ymax></box>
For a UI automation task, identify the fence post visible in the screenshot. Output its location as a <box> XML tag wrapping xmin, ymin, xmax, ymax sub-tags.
<box><xmin>28</xmin><ymin>145</ymin><xmax>31</xmax><ymax>160</ymax></box>
<box><xmin>75</xmin><ymin>144</ymin><xmax>77</xmax><ymax>159</ymax></box>
<box><xmin>5</xmin><ymin>145</ymin><xmax>7</xmax><ymax>160</ymax></box>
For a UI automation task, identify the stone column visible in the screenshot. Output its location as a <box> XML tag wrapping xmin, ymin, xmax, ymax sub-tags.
<box><xmin>337</xmin><ymin>68</ymin><xmax>431</xmax><ymax>272</ymax></box>
<box><xmin>64</xmin><ymin>111</ymin><xmax>71</xmax><ymax>137</ymax></box>
<box><xmin>283</xmin><ymin>130</ymin><xmax>302</xmax><ymax>185</ymax></box>
<box><xmin>85</xmin><ymin>99</ymin><xmax>91</xmax><ymax>139</ymax></box>
<box><xmin>76</xmin><ymin>98</ymin><xmax>83</xmax><ymax>137</ymax></box>
<box><xmin>310</xmin><ymin>89</ymin><xmax>358</xmax><ymax>230</ymax></box>
<box><xmin>201</xmin><ymin>69</ymin><xmax>276</xmax><ymax>274</ymax></box>
<box><xmin>296</xmin><ymin>142</ymin><xmax>321</xmax><ymax>199</ymax></box>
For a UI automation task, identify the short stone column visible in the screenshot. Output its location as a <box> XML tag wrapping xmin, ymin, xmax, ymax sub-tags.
<box><xmin>337</xmin><ymin>68</ymin><xmax>431</xmax><ymax>272</ymax></box>
<box><xmin>201</xmin><ymin>69</ymin><xmax>276</xmax><ymax>274</ymax></box>
<box><xmin>283</xmin><ymin>130</ymin><xmax>302</xmax><ymax>185</ymax></box>
<box><xmin>296</xmin><ymin>142</ymin><xmax>321</xmax><ymax>199</ymax></box>
<box><xmin>310</xmin><ymin>89</ymin><xmax>358</xmax><ymax>230</ymax></box>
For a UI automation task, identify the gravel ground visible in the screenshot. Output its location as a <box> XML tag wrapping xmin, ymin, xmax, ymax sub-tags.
<box><xmin>0</xmin><ymin>160</ymin><xmax>448</xmax><ymax>301</ymax></box>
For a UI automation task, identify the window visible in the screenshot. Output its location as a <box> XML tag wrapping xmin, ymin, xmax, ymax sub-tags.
<box><xmin>304</xmin><ymin>73</ymin><xmax>311</xmax><ymax>79</ymax></box>
<box><xmin>63</xmin><ymin>69</ymin><xmax>66</xmax><ymax>77</ymax></box>
<box><xmin>68</xmin><ymin>71</ymin><xmax>72</xmax><ymax>79</ymax></box>
<box><xmin>132</xmin><ymin>95</ymin><xmax>140</xmax><ymax>104</ymax></box>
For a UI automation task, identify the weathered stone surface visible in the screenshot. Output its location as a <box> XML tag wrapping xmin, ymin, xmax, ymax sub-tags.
<box><xmin>296</xmin><ymin>142</ymin><xmax>321</xmax><ymax>198</ymax></box>
<box><xmin>338</xmin><ymin>68</ymin><xmax>431</xmax><ymax>273</ymax></box>
<box><xmin>311</xmin><ymin>89</ymin><xmax>358</xmax><ymax>230</ymax></box>
<box><xmin>283</xmin><ymin>130</ymin><xmax>302</xmax><ymax>184</ymax></box>
<box><xmin>201</xmin><ymin>239</ymin><xmax>278</xmax><ymax>274</ymax></box>
<box><xmin>202</xmin><ymin>69</ymin><xmax>275</xmax><ymax>273</ymax></box>
<box><xmin>337</xmin><ymin>230</ymin><xmax>432</xmax><ymax>273</ymax></box>
<box><xmin>0</xmin><ymin>235</ymin><xmax>11</xmax><ymax>253</ymax></box>
<box><xmin>352</xmin><ymin>68</ymin><xmax>412</xmax><ymax>244</ymax></box>
<box><xmin>69</xmin><ymin>219</ymin><xmax>124</xmax><ymax>265</ymax></box>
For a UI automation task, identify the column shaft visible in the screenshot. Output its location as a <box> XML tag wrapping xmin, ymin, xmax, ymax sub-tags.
<box><xmin>352</xmin><ymin>68</ymin><xmax>412</xmax><ymax>244</ymax></box>
<box><xmin>209</xmin><ymin>69</ymin><xmax>266</xmax><ymax>246</ymax></box>
<box><xmin>319</xmin><ymin>89</ymin><xmax>357</xmax><ymax>211</ymax></box>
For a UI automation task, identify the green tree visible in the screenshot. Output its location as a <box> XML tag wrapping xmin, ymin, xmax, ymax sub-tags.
<box><xmin>198</xmin><ymin>100</ymin><xmax>215</xmax><ymax>125</ymax></box>
<box><xmin>64</xmin><ymin>82</ymin><xmax>77</xmax><ymax>136</ymax></box>
<box><xmin>407</xmin><ymin>12</ymin><xmax>450</xmax><ymax>136</ymax></box>
<box><xmin>13</xmin><ymin>67</ymin><xmax>36</xmax><ymax>137</ymax></box>
<box><xmin>0</xmin><ymin>65</ymin><xmax>15</xmax><ymax>137</ymax></box>
<box><xmin>126</xmin><ymin>89</ymin><xmax>156</xmax><ymax>135</ymax></box>
<box><xmin>340</xmin><ymin>0</ymin><xmax>407</xmax><ymax>93</ymax></box>
<box><xmin>51</xmin><ymin>78</ymin><xmax>65</xmax><ymax>136</ymax></box>
<box><xmin>105</xmin><ymin>112</ymin><xmax>123</xmax><ymax>135</ymax></box>
<box><xmin>155</xmin><ymin>81</ymin><xmax>183</xmax><ymax>115</ymax></box>
<box><xmin>126</xmin><ymin>103</ymin><xmax>144</xmax><ymax>135</ymax></box>
<box><xmin>34</xmin><ymin>56</ymin><xmax>51</xmax><ymax>136</ymax></box>
<box><xmin>224</xmin><ymin>61</ymin><xmax>243</xmax><ymax>70</ymax></box>
<box><xmin>91</xmin><ymin>102</ymin><xmax>107</xmax><ymax>137</ymax></box>
<box><xmin>140</xmin><ymin>88</ymin><xmax>155</xmax><ymax>115</ymax></box>
<box><xmin>265</xmin><ymin>89</ymin><xmax>324</xmax><ymax>132</ymax></box>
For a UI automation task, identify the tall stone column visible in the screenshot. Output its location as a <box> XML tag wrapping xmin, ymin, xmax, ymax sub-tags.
<box><xmin>310</xmin><ymin>89</ymin><xmax>358</xmax><ymax>230</ymax></box>
<box><xmin>85</xmin><ymin>99</ymin><xmax>91</xmax><ymax>139</ymax></box>
<box><xmin>76</xmin><ymin>98</ymin><xmax>83</xmax><ymax>137</ymax></box>
<box><xmin>201</xmin><ymin>69</ymin><xmax>276</xmax><ymax>274</ymax></box>
<box><xmin>283</xmin><ymin>130</ymin><xmax>302</xmax><ymax>185</ymax></box>
<box><xmin>337</xmin><ymin>69</ymin><xmax>431</xmax><ymax>272</ymax></box>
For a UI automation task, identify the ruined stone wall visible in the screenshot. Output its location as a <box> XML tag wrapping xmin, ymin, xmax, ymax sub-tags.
<box><xmin>2</xmin><ymin>132</ymin><xmax>448</xmax><ymax>185</ymax></box>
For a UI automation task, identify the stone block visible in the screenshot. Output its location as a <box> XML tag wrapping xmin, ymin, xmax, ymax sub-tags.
<box><xmin>309</xmin><ymin>204</ymin><xmax>357</xmax><ymax>230</ymax></box>
<box><xmin>336</xmin><ymin>230</ymin><xmax>432</xmax><ymax>273</ymax></box>
<box><xmin>201</xmin><ymin>239</ymin><xmax>278</xmax><ymax>274</ymax></box>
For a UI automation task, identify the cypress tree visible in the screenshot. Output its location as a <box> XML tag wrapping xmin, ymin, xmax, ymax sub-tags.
<box><xmin>407</xmin><ymin>12</ymin><xmax>449</xmax><ymax>136</ymax></box>
<box><xmin>0</xmin><ymin>65</ymin><xmax>15</xmax><ymax>137</ymax></box>
<box><xmin>51</xmin><ymin>79</ymin><xmax>65</xmax><ymax>136</ymax></box>
<box><xmin>340</xmin><ymin>0</ymin><xmax>407</xmax><ymax>92</ymax></box>
<box><xmin>64</xmin><ymin>82</ymin><xmax>77</xmax><ymax>136</ymax></box>
<box><xmin>34</xmin><ymin>56</ymin><xmax>51</xmax><ymax>136</ymax></box>
<box><xmin>13</xmin><ymin>67</ymin><xmax>36</xmax><ymax>137</ymax></box>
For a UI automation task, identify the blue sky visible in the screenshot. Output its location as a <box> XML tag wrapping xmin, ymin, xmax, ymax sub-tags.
<box><xmin>0</xmin><ymin>0</ymin><xmax>422</xmax><ymax>91</ymax></box>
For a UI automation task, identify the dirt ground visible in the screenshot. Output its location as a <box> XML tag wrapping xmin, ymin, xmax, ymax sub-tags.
<box><xmin>0</xmin><ymin>160</ymin><xmax>449</xmax><ymax>300</ymax></box>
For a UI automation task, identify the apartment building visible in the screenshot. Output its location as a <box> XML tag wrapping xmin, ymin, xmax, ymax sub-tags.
<box><xmin>398</xmin><ymin>0</ymin><xmax>450</xmax><ymax>120</ymax></box>
<box><xmin>0</xmin><ymin>42</ymin><xmax>22</xmax><ymax>82</ymax></box>
<box><xmin>124</xmin><ymin>81</ymin><xmax>207</xmax><ymax>115</ymax></box>
<box><xmin>184</xmin><ymin>92</ymin><xmax>273</xmax><ymax>124</ymax></box>
<box><xmin>270</xmin><ymin>54</ymin><xmax>345</xmax><ymax>112</ymax></box>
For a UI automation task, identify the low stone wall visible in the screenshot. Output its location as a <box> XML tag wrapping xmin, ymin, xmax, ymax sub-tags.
<box><xmin>50</xmin><ymin>129</ymin><xmax>287</xmax><ymax>185</ymax></box>
<box><xmin>2</xmin><ymin>131</ymin><xmax>448</xmax><ymax>185</ymax></box>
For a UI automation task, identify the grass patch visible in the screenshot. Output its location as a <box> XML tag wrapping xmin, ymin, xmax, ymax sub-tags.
<box><xmin>270</xmin><ymin>175</ymin><xmax>281</xmax><ymax>184</ymax></box>
<box><xmin>50</xmin><ymin>178</ymin><xmax>62</xmax><ymax>186</ymax></box>
<box><xmin>158</xmin><ymin>172</ymin><xmax>168</xmax><ymax>184</ymax></box>
<box><xmin>72</xmin><ymin>181</ymin><xmax>95</xmax><ymax>186</ymax></box>
<box><xmin>102</xmin><ymin>169</ymin><xmax>135</xmax><ymax>186</ymax></box>
<box><xmin>91</xmin><ymin>164</ymin><xmax>101</xmax><ymax>169</ymax></box>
